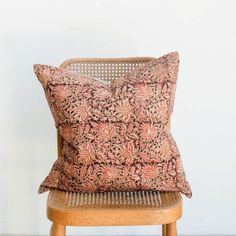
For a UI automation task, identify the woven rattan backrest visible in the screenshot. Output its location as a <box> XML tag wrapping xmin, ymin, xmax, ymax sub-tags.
<box><xmin>60</xmin><ymin>57</ymin><xmax>155</xmax><ymax>82</ymax></box>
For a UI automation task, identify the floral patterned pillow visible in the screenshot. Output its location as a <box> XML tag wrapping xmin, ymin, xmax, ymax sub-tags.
<box><xmin>34</xmin><ymin>52</ymin><xmax>192</xmax><ymax>197</ymax></box>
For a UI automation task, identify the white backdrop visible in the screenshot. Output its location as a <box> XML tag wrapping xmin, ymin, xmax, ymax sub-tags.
<box><xmin>0</xmin><ymin>0</ymin><xmax>236</xmax><ymax>234</ymax></box>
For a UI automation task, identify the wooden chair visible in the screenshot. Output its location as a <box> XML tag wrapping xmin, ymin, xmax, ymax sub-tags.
<box><xmin>47</xmin><ymin>57</ymin><xmax>183</xmax><ymax>236</ymax></box>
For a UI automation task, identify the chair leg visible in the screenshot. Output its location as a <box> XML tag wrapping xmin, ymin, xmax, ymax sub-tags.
<box><xmin>50</xmin><ymin>223</ymin><xmax>66</xmax><ymax>236</ymax></box>
<box><xmin>162</xmin><ymin>224</ymin><xmax>167</xmax><ymax>236</ymax></box>
<box><xmin>166</xmin><ymin>222</ymin><xmax>177</xmax><ymax>236</ymax></box>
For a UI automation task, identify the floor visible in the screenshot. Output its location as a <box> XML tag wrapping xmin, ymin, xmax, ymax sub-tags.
<box><xmin>0</xmin><ymin>235</ymin><xmax>231</xmax><ymax>236</ymax></box>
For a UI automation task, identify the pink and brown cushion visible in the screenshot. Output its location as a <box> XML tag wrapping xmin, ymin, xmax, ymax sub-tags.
<box><xmin>34</xmin><ymin>52</ymin><xmax>192</xmax><ymax>198</ymax></box>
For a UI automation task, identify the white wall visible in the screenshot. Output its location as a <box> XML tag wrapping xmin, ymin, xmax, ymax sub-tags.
<box><xmin>0</xmin><ymin>0</ymin><xmax>236</xmax><ymax>234</ymax></box>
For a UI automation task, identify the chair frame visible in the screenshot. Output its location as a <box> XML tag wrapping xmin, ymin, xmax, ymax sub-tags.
<box><xmin>46</xmin><ymin>57</ymin><xmax>183</xmax><ymax>236</ymax></box>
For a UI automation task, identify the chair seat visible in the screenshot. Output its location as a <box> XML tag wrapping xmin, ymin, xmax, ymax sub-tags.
<box><xmin>47</xmin><ymin>190</ymin><xmax>182</xmax><ymax>226</ymax></box>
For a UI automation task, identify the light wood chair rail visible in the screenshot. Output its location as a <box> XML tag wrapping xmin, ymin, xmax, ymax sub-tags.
<box><xmin>47</xmin><ymin>57</ymin><xmax>183</xmax><ymax>236</ymax></box>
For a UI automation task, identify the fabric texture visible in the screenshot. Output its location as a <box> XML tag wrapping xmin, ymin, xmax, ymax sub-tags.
<box><xmin>34</xmin><ymin>51</ymin><xmax>192</xmax><ymax>198</ymax></box>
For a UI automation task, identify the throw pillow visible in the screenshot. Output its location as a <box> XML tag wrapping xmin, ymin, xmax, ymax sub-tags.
<box><xmin>34</xmin><ymin>51</ymin><xmax>192</xmax><ymax>197</ymax></box>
